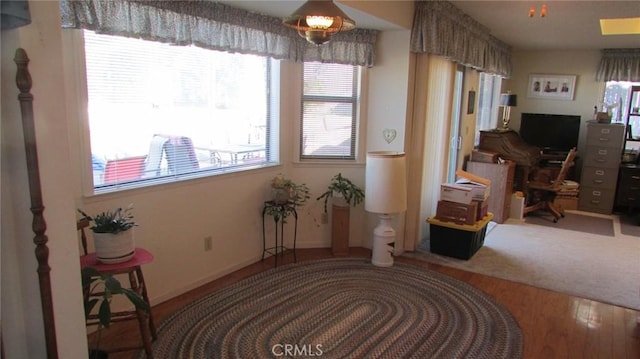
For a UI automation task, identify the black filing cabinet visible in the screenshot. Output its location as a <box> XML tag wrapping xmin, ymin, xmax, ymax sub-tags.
<box><xmin>616</xmin><ymin>164</ymin><xmax>640</xmax><ymax>209</ymax></box>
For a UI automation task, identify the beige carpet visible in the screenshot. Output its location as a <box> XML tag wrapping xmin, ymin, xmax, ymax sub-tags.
<box><xmin>406</xmin><ymin>211</ymin><xmax>640</xmax><ymax>310</ymax></box>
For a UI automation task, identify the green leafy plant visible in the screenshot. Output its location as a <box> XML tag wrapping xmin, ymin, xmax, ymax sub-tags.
<box><xmin>82</xmin><ymin>266</ymin><xmax>149</xmax><ymax>357</ymax></box>
<box><xmin>266</xmin><ymin>174</ymin><xmax>310</xmax><ymax>221</ymax></box>
<box><xmin>78</xmin><ymin>204</ymin><xmax>137</xmax><ymax>234</ymax></box>
<box><xmin>82</xmin><ymin>267</ymin><xmax>149</xmax><ymax>328</ymax></box>
<box><xmin>316</xmin><ymin>173</ymin><xmax>365</xmax><ymax>213</ymax></box>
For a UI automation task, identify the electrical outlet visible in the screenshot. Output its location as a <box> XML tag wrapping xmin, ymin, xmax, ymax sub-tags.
<box><xmin>321</xmin><ymin>212</ymin><xmax>328</xmax><ymax>224</ymax></box>
<box><xmin>204</xmin><ymin>236</ymin><xmax>212</xmax><ymax>251</ymax></box>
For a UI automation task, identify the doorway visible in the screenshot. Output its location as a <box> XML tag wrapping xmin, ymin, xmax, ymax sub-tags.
<box><xmin>446</xmin><ymin>66</ymin><xmax>465</xmax><ymax>183</ymax></box>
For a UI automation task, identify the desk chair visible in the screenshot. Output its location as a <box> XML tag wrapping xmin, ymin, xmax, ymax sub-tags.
<box><xmin>524</xmin><ymin>147</ymin><xmax>577</xmax><ymax>222</ymax></box>
<box><xmin>78</xmin><ymin>220</ymin><xmax>157</xmax><ymax>358</ymax></box>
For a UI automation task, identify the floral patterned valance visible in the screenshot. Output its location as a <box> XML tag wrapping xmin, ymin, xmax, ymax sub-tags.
<box><xmin>410</xmin><ymin>0</ymin><xmax>512</xmax><ymax>77</ymax></box>
<box><xmin>59</xmin><ymin>0</ymin><xmax>378</xmax><ymax>67</ymax></box>
<box><xmin>596</xmin><ymin>48</ymin><xmax>640</xmax><ymax>82</ymax></box>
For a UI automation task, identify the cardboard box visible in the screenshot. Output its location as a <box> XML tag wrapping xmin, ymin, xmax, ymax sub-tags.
<box><xmin>440</xmin><ymin>184</ymin><xmax>474</xmax><ymax>204</ymax></box>
<box><xmin>455</xmin><ymin>169</ymin><xmax>491</xmax><ymax>201</ymax></box>
<box><xmin>471</xmin><ymin>150</ymin><xmax>499</xmax><ymax>163</ymax></box>
<box><xmin>436</xmin><ymin>200</ymin><xmax>478</xmax><ymax>225</ymax></box>
<box><xmin>474</xmin><ymin>200</ymin><xmax>488</xmax><ymax>221</ymax></box>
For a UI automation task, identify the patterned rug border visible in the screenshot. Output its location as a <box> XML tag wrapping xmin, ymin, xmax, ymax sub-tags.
<box><xmin>142</xmin><ymin>258</ymin><xmax>523</xmax><ymax>358</ymax></box>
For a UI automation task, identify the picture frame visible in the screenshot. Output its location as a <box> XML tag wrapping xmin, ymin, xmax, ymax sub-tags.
<box><xmin>527</xmin><ymin>74</ymin><xmax>576</xmax><ymax>100</ymax></box>
<box><xmin>467</xmin><ymin>90</ymin><xmax>476</xmax><ymax>114</ymax></box>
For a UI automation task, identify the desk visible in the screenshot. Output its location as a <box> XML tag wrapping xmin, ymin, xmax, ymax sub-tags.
<box><xmin>262</xmin><ymin>201</ymin><xmax>297</xmax><ymax>267</ymax></box>
<box><xmin>195</xmin><ymin>144</ymin><xmax>265</xmax><ymax>165</ymax></box>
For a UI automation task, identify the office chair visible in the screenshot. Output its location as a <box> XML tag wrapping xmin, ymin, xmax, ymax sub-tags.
<box><xmin>523</xmin><ymin>147</ymin><xmax>577</xmax><ymax>222</ymax></box>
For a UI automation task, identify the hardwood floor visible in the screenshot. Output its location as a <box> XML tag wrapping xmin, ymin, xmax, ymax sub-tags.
<box><xmin>93</xmin><ymin>248</ymin><xmax>640</xmax><ymax>358</ymax></box>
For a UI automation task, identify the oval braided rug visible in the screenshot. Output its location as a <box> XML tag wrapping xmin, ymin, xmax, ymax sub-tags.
<box><xmin>144</xmin><ymin>258</ymin><xmax>522</xmax><ymax>358</ymax></box>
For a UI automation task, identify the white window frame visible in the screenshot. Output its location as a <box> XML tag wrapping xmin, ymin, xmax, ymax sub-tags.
<box><xmin>66</xmin><ymin>30</ymin><xmax>280</xmax><ymax>195</ymax></box>
<box><xmin>298</xmin><ymin>62</ymin><xmax>362</xmax><ymax>161</ymax></box>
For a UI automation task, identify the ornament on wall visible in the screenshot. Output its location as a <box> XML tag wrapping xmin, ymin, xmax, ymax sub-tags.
<box><xmin>383</xmin><ymin>128</ymin><xmax>397</xmax><ymax>144</ymax></box>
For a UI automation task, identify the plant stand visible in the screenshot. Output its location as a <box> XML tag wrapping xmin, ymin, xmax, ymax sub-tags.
<box><xmin>331</xmin><ymin>204</ymin><xmax>350</xmax><ymax>256</ymax></box>
<box><xmin>262</xmin><ymin>201</ymin><xmax>298</xmax><ymax>267</ymax></box>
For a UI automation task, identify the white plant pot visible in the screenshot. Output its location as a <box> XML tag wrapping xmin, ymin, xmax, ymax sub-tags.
<box><xmin>93</xmin><ymin>230</ymin><xmax>136</xmax><ymax>264</ymax></box>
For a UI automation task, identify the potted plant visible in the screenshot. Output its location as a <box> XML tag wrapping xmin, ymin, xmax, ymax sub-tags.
<box><xmin>316</xmin><ymin>173</ymin><xmax>365</xmax><ymax>213</ymax></box>
<box><xmin>77</xmin><ymin>205</ymin><xmax>137</xmax><ymax>264</ymax></box>
<box><xmin>316</xmin><ymin>173</ymin><xmax>365</xmax><ymax>256</ymax></box>
<box><xmin>82</xmin><ymin>267</ymin><xmax>150</xmax><ymax>358</ymax></box>
<box><xmin>266</xmin><ymin>174</ymin><xmax>310</xmax><ymax>222</ymax></box>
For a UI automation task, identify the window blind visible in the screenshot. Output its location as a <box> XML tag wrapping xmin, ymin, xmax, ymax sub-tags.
<box><xmin>300</xmin><ymin>62</ymin><xmax>359</xmax><ymax>159</ymax></box>
<box><xmin>83</xmin><ymin>30</ymin><xmax>274</xmax><ymax>192</ymax></box>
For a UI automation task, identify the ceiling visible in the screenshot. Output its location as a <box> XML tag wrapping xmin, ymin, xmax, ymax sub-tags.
<box><xmin>450</xmin><ymin>1</ymin><xmax>640</xmax><ymax>51</ymax></box>
<box><xmin>221</xmin><ymin>1</ymin><xmax>640</xmax><ymax>51</ymax></box>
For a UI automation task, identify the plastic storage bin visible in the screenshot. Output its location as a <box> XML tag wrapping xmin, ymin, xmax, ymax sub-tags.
<box><xmin>426</xmin><ymin>213</ymin><xmax>493</xmax><ymax>260</ymax></box>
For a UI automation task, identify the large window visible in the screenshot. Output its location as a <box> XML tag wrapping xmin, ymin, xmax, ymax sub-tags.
<box><xmin>603</xmin><ymin>81</ymin><xmax>640</xmax><ymax>125</ymax></box>
<box><xmin>300</xmin><ymin>62</ymin><xmax>359</xmax><ymax>160</ymax></box>
<box><xmin>82</xmin><ymin>30</ymin><xmax>276</xmax><ymax>193</ymax></box>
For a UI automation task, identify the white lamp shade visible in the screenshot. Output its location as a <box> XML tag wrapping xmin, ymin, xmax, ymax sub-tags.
<box><xmin>365</xmin><ymin>151</ymin><xmax>407</xmax><ymax>214</ymax></box>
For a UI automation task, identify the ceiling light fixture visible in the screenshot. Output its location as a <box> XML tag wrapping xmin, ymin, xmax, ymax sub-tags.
<box><xmin>283</xmin><ymin>0</ymin><xmax>356</xmax><ymax>45</ymax></box>
<box><xmin>528</xmin><ymin>4</ymin><xmax>547</xmax><ymax>18</ymax></box>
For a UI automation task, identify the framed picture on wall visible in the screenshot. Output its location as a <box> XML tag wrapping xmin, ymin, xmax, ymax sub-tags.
<box><xmin>527</xmin><ymin>74</ymin><xmax>576</xmax><ymax>100</ymax></box>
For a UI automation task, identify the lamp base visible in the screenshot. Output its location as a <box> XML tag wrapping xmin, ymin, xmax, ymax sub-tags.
<box><xmin>371</xmin><ymin>215</ymin><xmax>395</xmax><ymax>267</ymax></box>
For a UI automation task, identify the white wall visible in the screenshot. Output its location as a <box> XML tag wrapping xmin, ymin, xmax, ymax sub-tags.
<box><xmin>1</xmin><ymin>1</ymin><xmax>87</xmax><ymax>358</ymax></box>
<box><xmin>1</xmin><ymin>1</ymin><xmax>415</xmax><ymax>357</ymax></box>
<box><xmin>365</xmin><ymin>29</ymin><xmax>413</xmax><ymax>252</ymax></box>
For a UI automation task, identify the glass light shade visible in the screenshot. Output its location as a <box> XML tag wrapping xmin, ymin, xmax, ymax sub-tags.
<box><xmin>306</xmin><ymin>15</ymin><xmax>334</xmax><ymax>29</ymax></box>
<box><xmin>365</xmin><ymin>151</ymin><xmax>407</xmax><ymax>214</ymax></box>
<box><xmin>283</xmin><ymin>0</ymin><xmax>356</xmax><ymax>45</ymax></box>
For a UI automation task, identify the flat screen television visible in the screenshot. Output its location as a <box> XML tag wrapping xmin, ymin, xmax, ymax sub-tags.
<box><xmin>519</xmin><ymin>113</ymin><xmax>581</xmax><ymax>154</ymax></box>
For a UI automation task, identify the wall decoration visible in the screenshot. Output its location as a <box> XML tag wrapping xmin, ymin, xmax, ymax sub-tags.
<box><xmin>527</xmin><ymin>74</ymin><xmax>576</xmax><ymax>100</ymax></box>
<box><xmin>467</xmin><ymin>90</ymin><xmax>476</xmax><ymax>114</ymax></box>
<box><xmin>383</xmin><ymin>128</ymin><xmax>397</xmax><ymax>144</ymax></box>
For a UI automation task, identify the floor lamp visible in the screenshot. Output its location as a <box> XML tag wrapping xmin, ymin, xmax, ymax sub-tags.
<box><xmin>365</xmin><ymin>151</ymin><xmax>407</xmax><ymax>267</ymax></box>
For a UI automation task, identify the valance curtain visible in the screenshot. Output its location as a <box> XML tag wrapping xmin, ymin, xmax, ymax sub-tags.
<box><xmin>595</xmin><ymin>48</ymin><xmax>640</xmax><ymax>82</ymax></box>
<box><xmin>410</xmin><ymin>0</ymin><xmax>512</xmax><ymax>77</ymax></box>
<box><xmin>59</xmin><ymin>0</ymin><xmax>378</xmax><ymax>67</ymax></box>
